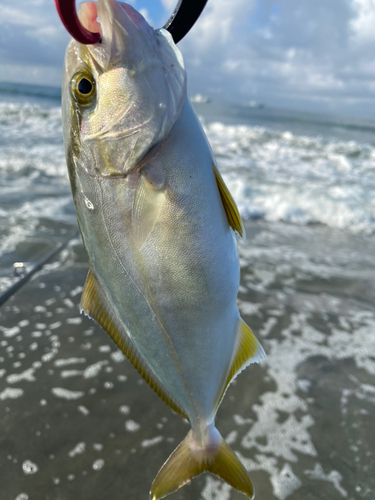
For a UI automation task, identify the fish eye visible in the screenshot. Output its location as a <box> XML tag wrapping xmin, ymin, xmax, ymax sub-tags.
<box><xmin>78</xmin><ymin>78</ymin><xmax>93</xmax><ymax>95</ymax></box>
<box><xmin>71</xmin><ymin>70</ymin><xmax>96</xmax><ymax>106</ymax></box>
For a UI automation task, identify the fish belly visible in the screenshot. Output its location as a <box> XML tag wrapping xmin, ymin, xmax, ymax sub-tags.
<box><xmin>73</xmin><ymin>99</ymin><xmax>240</xmax><ymax>427</ymax></box>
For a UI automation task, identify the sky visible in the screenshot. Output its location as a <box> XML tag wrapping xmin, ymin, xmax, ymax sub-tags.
<box><xmin>1</xmin><ymin>0</ymin><xmax>375</xmax><ymax>118</ymax></box>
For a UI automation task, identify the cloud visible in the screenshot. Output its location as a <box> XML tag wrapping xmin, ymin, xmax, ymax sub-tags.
<box><xmin>1</xmin><ymin>0</ymin><xmax>375</xmax><ymax>117</ymax></box>
<box><xmin>350</xmin><ymin>0</ymin><xmax>375</xmax><ymax>44</ymax></box>
<box><xmin>0</xmin><ymin>0</ymin><xmax>69</xmax><ymax>71</ymax></box>
<box><xmin>160</xmin><ymin>0</ymin><xmax>176</xmax><ymax>10</ymax></box>
<box><xmin>176</xmin><ymin>0</ymin><xmax>375</xmax><ymax>116</ymax></box>
<box><xmin>0</xmin><ymin>5</ymin><xmax>40</xmax><ymax>26</ymax></box>
<box><xmin>139</xmin><ymin>8</ymin><xmax>153</xmax><ymax>26</ymax></box>
<box><xmin>0</xmin><ymin>62</ymin><xmax>62</xmax><ymax>83</ymax></box>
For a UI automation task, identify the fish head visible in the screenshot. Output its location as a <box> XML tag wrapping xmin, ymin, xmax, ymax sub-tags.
<box><xmin>62</xmin><ymin>0</ymin><xmax>186</xmax><ymax>177</ymax></box>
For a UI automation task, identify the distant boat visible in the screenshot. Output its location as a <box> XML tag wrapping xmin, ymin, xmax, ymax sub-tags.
<box><xmin>248</xmin><ymin>100</ymin><xmax>265</xmax><ymax>109</ymax></box>
<box><xmin>191</xmin><ymin>93</ymin><xmax>211</xmax><ymax>104</ymax></box>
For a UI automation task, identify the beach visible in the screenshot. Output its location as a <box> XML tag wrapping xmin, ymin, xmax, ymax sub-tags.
<box><xmin>0</xmin><ymin>85</ymin><xmax>375</xmax><ymax>499</ymax></box>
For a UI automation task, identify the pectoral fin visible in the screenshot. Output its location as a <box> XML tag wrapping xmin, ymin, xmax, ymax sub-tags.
<box><xmin>213</xmin><ymin>165</ymin><xmax>245</xmax><ymax>239</ymax></box>
<box><xmin>81</xmin><ymin>269</ymin><xmax>188</xmax><ymax>420</ymax></box>
<box><xmin>216</xmin><ymin>319</ymin><xmax>265</xmax><ymax>411</ymax></box>
<box><xmin>133</xmin><ymin>173</ymin><xmax>166</xmax><ymax>250</ymax></box>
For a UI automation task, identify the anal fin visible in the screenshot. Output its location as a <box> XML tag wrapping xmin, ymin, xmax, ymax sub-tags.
<box><xmin>216</xmin><ymin>319</ymin><xmax>265</xmax><ymax>411</ymax></box>
<box><xmin>213</xmin><ymin>164</ymin><xmax>245</xmax><ymax>239</ymax></box>
<box><xmin>81</xmin><ymin>269</ymin><xmax>188</xmax><ymax>420</ymax></box>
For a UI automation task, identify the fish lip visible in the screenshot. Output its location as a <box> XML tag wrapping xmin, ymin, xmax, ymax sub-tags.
<box><xmin>96</xmin><ymin>0</ymin><xmax>156</xmax><ymax>56</ymax></box>
<box><xmin>71</xmin><ymin>1</ymin><xmax>157</xmax><ymax>72</ymax></box>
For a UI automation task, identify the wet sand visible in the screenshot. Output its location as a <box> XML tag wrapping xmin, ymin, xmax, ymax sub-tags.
<box><xmin>0</xmin><ymin>220</ymin><xmax>374</xmax><ymax>500</ymax></box>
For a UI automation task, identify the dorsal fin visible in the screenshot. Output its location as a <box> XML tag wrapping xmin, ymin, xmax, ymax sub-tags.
<box><xmin>81</xmin><ymin>269</ymin><xmax>188</xmax><ymax>420</ymax></box>
<box><xmin>216</xmin><ymin>319</ymin><xmax>265</xmax><ymax>411</ymax></box>
<box><xmin>213</xmin><ymin>165</ymin><xmax>245</xmax><ymax>239</ymax></box>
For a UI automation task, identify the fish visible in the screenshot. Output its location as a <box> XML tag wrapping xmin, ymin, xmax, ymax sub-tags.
<box><xmin>61</xmin><ymin>1</ymin><xmax>265</xmax><ymax>498</ymax></box>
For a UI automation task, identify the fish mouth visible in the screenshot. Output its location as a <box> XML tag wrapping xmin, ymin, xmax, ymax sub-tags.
<box><xmin>56</xmin><ymin>0</ymin><xmax>208</xmax><ymax>45</ymax></box>
<box><xmin>79</xmin><ymin>0</ymin><xmax>150</xmax><ymax>34</ymax></box>
<box><xmin>78</xmin><ymin>0</ymin><xmax>155</xmax><ymax>70</ymax></box>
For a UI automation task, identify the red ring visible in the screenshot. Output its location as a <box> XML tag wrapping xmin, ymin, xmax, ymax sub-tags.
<box><xmin>55</xmin><ymin>0</ymin><xmax>101</xmax><ymax>45</ymax></box>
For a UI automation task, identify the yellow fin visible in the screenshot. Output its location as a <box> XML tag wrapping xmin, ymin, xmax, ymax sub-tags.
<box><xmin>216</xmin><ymin>319</ymin><xmax>265</xmax><ymax>412</ymax></box>
<box><xmin>81</xmin><ymin>270</ymin><xmax>188</xmax><ymax>420</ymax></box>
<box><xmin>151</xmin><ymin>430</ymin><xmax>254</xmax><ymax>499</ymax></box>
<box><xmin>213</xmin><ymin>164</ymin><xmax>245</xmax><ymax>239</ymax></box>
<box><xmin>133</xmin><ymin>173</ymin><xmax>166</xmax><ymax>250</ymax></box>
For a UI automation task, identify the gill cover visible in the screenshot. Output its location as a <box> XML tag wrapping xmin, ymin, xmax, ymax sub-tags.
<box><xmin>62</xmin><ymin>0</ymin><xmax>186</xmax><ymax>176</ymax></box>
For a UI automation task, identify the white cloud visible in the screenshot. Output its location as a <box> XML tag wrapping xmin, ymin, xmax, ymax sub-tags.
<box><xmin>0</xmin><ymin>5</ymin><xmax>40</xmax><ymax>26</ymax></box>
<box><xmin>187</xmin><ymin>0</ymin><xmax>256</xmax><ymax>46</ymax></box>
<box><xmin>26</xmin><ymin>25</ymin><xmax>65</xmax><ymax>44</ymax></box>
<box><xmin>351</xmin><ymin>0</ymin><xmax>375</xmax><ymax>43</ymax></box>
<box><xmin>161</xmin><ymin>0</ymin><xmax>176</xmax><ymax>10</ymax></box>
<box><xmin>0</xmin><ymin>0</ymin><xmax>69</xmax><ymax>75</ymax></box>
<box><xmin>139</xmin><ymin>8</ymin><xmax>153</xmax><ymax>26</ymax></box>
<box><xmin>0</xmin><ymin>62</ymin><xmax>62</xmax><ymax>83</ymax></box>
<box><xmin>1</xmin><ymin>0</ymin><xmax>375</xmax><ymax>117</ymax></box>
<box><xmin>174</xmin><ymin>0</ymin><xmax>375</xmax><ymax>116</ymax></box>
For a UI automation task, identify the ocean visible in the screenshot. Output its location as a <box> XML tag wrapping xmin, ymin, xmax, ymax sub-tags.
<box><xmin>0</xmin><ymin>82</ymin><xmax>374</xmax><ymax>500</ymax></box>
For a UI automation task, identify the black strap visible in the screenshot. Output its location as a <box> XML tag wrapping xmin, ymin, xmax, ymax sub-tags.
<box><xmin>165</xmin><ymin>0</ymin><xmax>209</xmax><ymax>44</ymax></box>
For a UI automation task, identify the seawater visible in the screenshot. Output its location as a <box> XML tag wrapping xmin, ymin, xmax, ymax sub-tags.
<box><xmin>197</xmin><ymin>101</ymin><xmax>375</xmax><ymax>233</ymax></box>
<box><xmin>0</xmin><ymin>83</ymin><xmax>375</xmax><ymax>500</ymax></box>
<box><xmin>1</xmin><ymin>84</ymin><xmax>375</xmax><ymax>284</ymax></box>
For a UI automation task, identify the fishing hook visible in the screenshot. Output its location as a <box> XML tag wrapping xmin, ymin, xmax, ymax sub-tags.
<box><xmin>54</xmin><ymin>0</ymin><xmax>208</xmax><ymax>45</ymax></box>
<box><xmin>55</xmin><ymin>0</ymin><xmax>101</xmax><ymax>44</ymax></box>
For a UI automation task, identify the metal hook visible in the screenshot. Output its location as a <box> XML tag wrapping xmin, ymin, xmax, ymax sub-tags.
<box><xmin>55</xmin><ymin>0</ymin><xmax>208</xmax><ymax>45</ymax></box>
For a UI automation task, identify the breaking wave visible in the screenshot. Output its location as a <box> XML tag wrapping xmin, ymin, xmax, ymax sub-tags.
<box><xmin>1</xmin><ymin>93</ymin><xmax>375</xmax><ymax>266</ymax></box>
<box><xmin>205</xmin><ymin>121</ymin><xmax>375</xmax><ymax>234</ymax></box>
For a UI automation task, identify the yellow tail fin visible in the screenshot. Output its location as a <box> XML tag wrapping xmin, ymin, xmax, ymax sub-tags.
<box><xmin>150</xmin><ymin>430</ymin><xmax>254</xmax><ymax>500</ymax></box>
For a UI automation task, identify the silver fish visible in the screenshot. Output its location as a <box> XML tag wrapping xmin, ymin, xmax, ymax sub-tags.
<box><xmin>61</xmin><ymin>1</ymin><xmax>265</xmax><ymax>498</ymax></box>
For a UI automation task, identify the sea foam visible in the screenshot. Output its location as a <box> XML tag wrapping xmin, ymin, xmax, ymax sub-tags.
<box><xmin>205</xmin><ymin>122</ymin><xmax>375</xmax><ymax>234</ymax></box>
